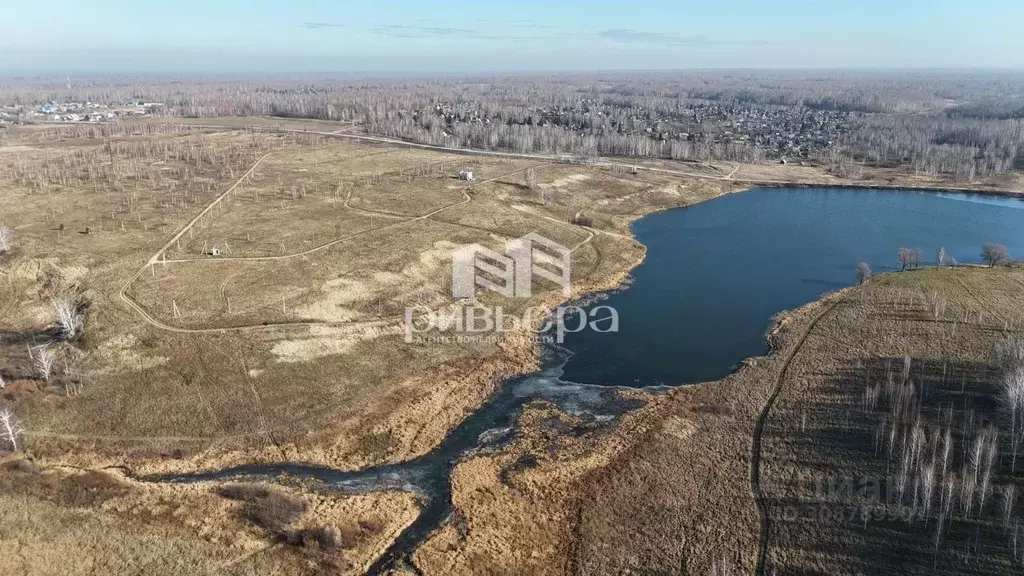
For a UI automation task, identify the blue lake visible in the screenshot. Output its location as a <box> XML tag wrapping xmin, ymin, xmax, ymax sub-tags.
<box><xmin>560</xmin><ymin>187</ymin><xmax>1024</xmax><ymax>386</ymax></box>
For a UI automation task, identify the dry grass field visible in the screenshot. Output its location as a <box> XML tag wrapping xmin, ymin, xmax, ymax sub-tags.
<box><xmin>761</xmin><ymin>267</ymin><xmax>1024</xmax><ymax>574</ymax></box>
<box><xmin>1</xmin><ymin>122</ymin><xmax>738</xmax><ymax>472</ymax></box>
<box><xmin>0</xmin><ymin>460</ymin><xmax>419</xmax><ymax>576</ymax></box>
<box><xmin>0</xmin><ymin>120</ymin><xmax>740</xmax><ymax>573</ymax></box>
<box><xmin>3</xmin><ymin>117</ymin><xmax>1024</xmax><ymax>575</ymax></box>
<box><xmin>399</xmin><ymin>267</ymin><xmax>1024</xmax><ymax>576</ymax></box>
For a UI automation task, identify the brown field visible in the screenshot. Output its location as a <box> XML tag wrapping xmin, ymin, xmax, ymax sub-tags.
<box><xmin>760</xmin><ymin>267</ymin><xmax>1024</xmax><ymax>574</ymax></box>
<box><xmin>401</xmin><ymin>267</ymin><xmax>1024</xmax><ymax>575</ymax></box>
<box><xmin>0</xmin><ymin>461</ymin><xmax>419</xmax><ymax>575</ymax></box>
<box><xmin>2</xmin><ymin>117</ymin><xmax>1023</xmax><ymax>574</ymax></box>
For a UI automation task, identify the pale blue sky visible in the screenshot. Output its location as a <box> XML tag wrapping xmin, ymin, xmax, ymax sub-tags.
<box><xmin>1</xmin><ymin>0</ymin><xmax>1022</xmax><ymax>73</ymax></box>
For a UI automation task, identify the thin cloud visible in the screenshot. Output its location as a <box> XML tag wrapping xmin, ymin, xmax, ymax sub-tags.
<box><xmin>374</xmin><ymin>25</ymin><xmax>475</xmax><ymax>38</ymax></box>
<box><xmin>475</xmin><ymin>19</ymin><xmax>556</xmax><ymax>30</ymax></box>
<box><xmin>597</xmin><ymin>28</ymin><xmax>767</xmax><ymax>46</ymax></box>
<box><xmin>303</xmin><ymin>22</ymin><xmax>346</xmax><ymax>29</ymax></box>
<box><xmin>597</xmin><ymin>29</ymin><xmax>710</xmax><ymax>45</ymax></box>
<box><xmin>374</xmin><ymin>24</ymin><xmax>555</xmax><ymax>41</ymax></box>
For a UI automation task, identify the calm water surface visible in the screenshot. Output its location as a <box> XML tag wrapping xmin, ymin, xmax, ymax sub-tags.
<box><xmin>560</xmin><ymin>187</ymin><xmax>1024</xmax><ymax>386</ymax></box>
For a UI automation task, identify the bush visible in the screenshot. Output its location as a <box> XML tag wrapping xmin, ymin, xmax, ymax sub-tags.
<box><xmin>216</xmin><ymin>483</ymin><xmax>270</xmax><ymax>502</ymax></box>
<box><xmin>287</xmin><ymin>523</ymin><xmax>364</xmax><ymax>550</ymax></box>
<box><xmin>216</xmin><ymin>484</ymin><xmax>307</xmax><ymax>534</ymax></box>
<box><xmin>569</xmin><ymin>213</ymin><xmax>594</xmax><ymax>227</ymax></box>
<box><xmin>1</xmin><ymin>458</ymin><xmax>39</xmax><ymax>475</ymax></box>
<box><xmin>246</xmin><ymin>491</ymin><xmax>307</xmax><ymax>532</ymax></box>
<box><xmin>300</xmin><ymin>525</ymin><xmax>344</xmax><ymax>549</ymax></box>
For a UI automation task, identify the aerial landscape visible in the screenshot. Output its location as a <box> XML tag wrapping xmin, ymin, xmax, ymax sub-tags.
<box><xmin>2</xmin><ymin>1</ymin><xmax>1024</xmax><ymax>575</ymax></box>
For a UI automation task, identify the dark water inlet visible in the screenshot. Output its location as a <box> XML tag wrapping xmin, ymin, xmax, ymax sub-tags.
<box><xmin>141</xmin><ymin>187</ymin><xmax>1024</xmax><ymax>573</ymax></box>
<box><xmin>145</xmin><ymin>348</ymin><xmax>643</xmax><ymax>574</ymax></box>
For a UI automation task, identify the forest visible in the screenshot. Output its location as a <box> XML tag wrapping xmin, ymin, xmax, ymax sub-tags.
<box><xmin>2</xmin><ymin>71</ymin><xmax>1024</xmax><ymax>181</ymax></box>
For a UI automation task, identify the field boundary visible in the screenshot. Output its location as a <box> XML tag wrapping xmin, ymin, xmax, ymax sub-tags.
<box><xmin>751</xmin><ymin>298</ymin><xmax>841</xmax><ymax>576</ymax></box>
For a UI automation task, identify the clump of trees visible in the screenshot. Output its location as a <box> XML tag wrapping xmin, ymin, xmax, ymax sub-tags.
<box><xmin>898</xmin><ymin>247</ymin><xmax>923</xmax><ymax>271</ymax></box>
<box><xmin>215</xmin><ymin>483</ymin><xmax>352</xmax><ymax>549</ymax></box>
<box><xmin>857</xmin><ymin>341</ymin><xmax>1024</xmax><ymax>563</ymax></box>
<box><xmin>53</xmin><ymin>298</ymin><xmax>83</xmax><ymax>340</ymax></box>
<box><xmin>857</xmin><ymin>262</ymin><xmax>872</xmax><ymax>284</ymax></box>
<box><xmin>982</xmin><ymin>243</ymin><xmax>1011</xmax><ymax>267</ymax></box>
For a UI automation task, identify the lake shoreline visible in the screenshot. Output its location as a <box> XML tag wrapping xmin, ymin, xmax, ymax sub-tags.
<box><xmin>752</xmin><ymin>180</ymin><xmax>1024</xmax><ymax>197</ymax></box>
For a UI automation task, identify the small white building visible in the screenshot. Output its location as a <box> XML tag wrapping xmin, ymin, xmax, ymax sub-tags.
<box><xmin>458</xmin><ymin>170</ymin><xmax>475</xmax><ymax>181</ymax></box>
<box><xmin>210</xmin><ymin>247</ymin><xmax>221</xmax><ymax>257</ymax></box>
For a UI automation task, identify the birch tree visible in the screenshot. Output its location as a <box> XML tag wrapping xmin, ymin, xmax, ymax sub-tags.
<box><xmin>857</xmin><ymin>262</ymin><xmax>872</xmax><ymax>285</ymax></box>
<box><xmin>0</xmin><ymin>408</ymin><xmax>24</xmax><ymax>452</ymax></box>
<box><xmin>54</xmin><ymin>298</ymin><xmax>82</xmax><ymax>340</ymax></box>
<box><xmin>1001</xmin><ymin>363</ymin><xmax>1024</xmax><ymax>472</ymax></box>
<box><xmin>525</xmin><ymin>167</ymin><xmax>538</xmax><ymax>190</ymax></box>
<box><xmin>0</xmin><ymin>225</ymin><xmax>12</xmax><ymax>254</ymax></box>
<box><xmin>1002</xmin><ymin>485</ymin><xmax>1018</xmax><ymax>531</ymax></box>
<box><xmin>899</xmin><ymin>248</ymin><xmax>914</xmax><ymax>271</ymax></box>
<box><xmin>35</xmin><ymin>346</ymin><xmax>56</xmax><ymax>381</ymax></box>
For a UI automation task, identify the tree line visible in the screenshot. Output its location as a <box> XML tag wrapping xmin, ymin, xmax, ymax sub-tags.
<box><xmin>5</xmin><ymin>71</ymin><xmax>1024</xmax><ymax>179</ymax></box>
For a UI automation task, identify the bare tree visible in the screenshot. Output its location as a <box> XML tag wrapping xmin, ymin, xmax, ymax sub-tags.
<box><xmin>1001</xmin><ymin>362</ymin><xmax>1024</xmax><ymax>472</ymax></box>
<box><xmin>857</xmin><ymin>262</ymin><xmax>872</xmax><ymax>285</ymax></box>
<box><xmin>1002</xmin><ymin>485</ymin><xmax>1018</xmax><ymax>531</ymax></box>
<box><xmin>0</xmin><ymin>408</ymin><xmax>24</xmax><ymax>452</ymax></box>
<box><xmin>982</xmin><ymin>243</ymin><xmax>1010</xmax><ymax>267</ymax></box>
<box><xmin>978</xmin><ymin>428</ymin><xmax>999</xmax><ymax>512</ymax></box>
<box><xmin>937</xmin><ymin>247</ymin><xmax>948</xmax><ymax>267</ymax></box>
<box><xmin>936</xmin><ymin>473</ymin><xmax>957</xmax><ymax>550</ymax></box>
<box><xmin>920</xmin><ymin>460</ymin><xmax>937</xmax><ymax>523</ymax></box>
<box><xmin>525</xmin><ymin>167</ymin><xmax>538</xmax><ymax>190</ymax></box>
<box><xmin>54</xmin><ymin>298</ymin><xmax>82</xmax><ymax>340</ymax></box>
<box><xmin>34</xmin><ymin>346</ymin><xmax>56</xmax><ymax>381</ymax></box>
<box><xmin>899</xmin><ymin>247</ymin><xmax>914</xmax><ymax>271</ymax></box>
<box><xmin>710</xmin><ymin>556</ymin><xmax>737</xmax><ymax>576</ymax></box>
<box><xmin>997</xmin><ymin>338</ymin><xmax>1024</xmax><ymax>370</ymax></box>
<box><xmin>940</xmin><ymin>426</ymin><xmax>953</xmax><ymax>480</ymax></box>
<box><xmin>0</xmin><ymin>224</ymin><xmax>12</xmax><ymax>254</ymax></box>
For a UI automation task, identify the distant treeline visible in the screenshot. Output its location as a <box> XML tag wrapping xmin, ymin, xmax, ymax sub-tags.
<box><xmin>4</xmin><ymin>71</ymin><xmax>1024</xmax><ymax>180</ymax></box>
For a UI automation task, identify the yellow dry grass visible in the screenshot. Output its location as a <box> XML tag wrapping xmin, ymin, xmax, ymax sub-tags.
<box><xmin>0</xmin><ymin>460</ymin><xmax>419</xmax><ymax>576</ymax></box>
<box><xmin>3</xmin><ymin>118</ymin><xmax>1023</xmax><ymax>575</ymax></box>
<box><xmin>419</xmin><ymin>268</ymin><xmax>1024</xmax><ymax>575</ymax></box>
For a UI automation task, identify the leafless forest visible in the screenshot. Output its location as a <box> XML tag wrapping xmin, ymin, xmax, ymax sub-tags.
<box><xmin>3</xmin><ymin>71</ymin><xmax>1024</xmax><ymax>180</ymax></box>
